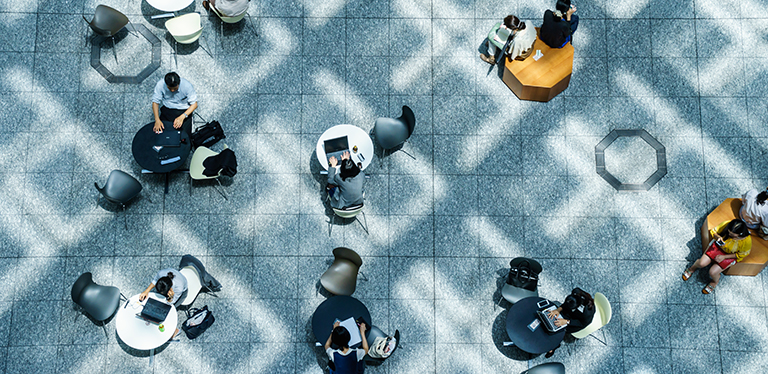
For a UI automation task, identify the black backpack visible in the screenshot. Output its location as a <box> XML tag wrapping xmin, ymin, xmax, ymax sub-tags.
<box><xmin>191</xmin><ymin>121</ymin><xmax>225</xmax><ymax>148</ymax></box>
<box><xmin>181</xmin><ymin>305</ymin><xmax>215</xmax><ymax>339</ymax></box>
<box><xmin>507</xmin><ymin>258</ymin><xmax>541</xmax><ymax>292</ymax></box>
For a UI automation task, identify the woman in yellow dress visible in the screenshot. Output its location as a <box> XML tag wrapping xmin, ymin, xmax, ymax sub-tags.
<box><xmin>682</xmin><ymin>219</ymin><xmax>751</xmax><ymax>294</ymax></box>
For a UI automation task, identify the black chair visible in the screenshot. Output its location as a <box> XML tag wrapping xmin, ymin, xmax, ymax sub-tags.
<box><xmin>95</xmin><ymin>170</ymin><xmax>143</xmax><ymax>228</ymax></box>
<box><xmin>82</xmin><ymin>5</ymin><xmax>134</xmax><ymax>63</ymax></box>
<box><xmin>365</xmin><ymin>325</ymin><xmax>400</xmax><ymax>362</ymax></box>
<box><xmin>524</xmin><ymin>362</ymin><xmax>565</xmax><ymax>374</ymax></box>
<box><xmin>71</xmin><ymin>272</ymin><xmax>125</xmax><ymax>339</ymax></box>
<box><xmin>373</xmin><ymin>105</ymin><xmax>416</xmax><ymax>159</ymax></box>
<box><xmin>501</xmin><ymin>257</ymin><xmax>542</xmax><ymax>304</ymax></box>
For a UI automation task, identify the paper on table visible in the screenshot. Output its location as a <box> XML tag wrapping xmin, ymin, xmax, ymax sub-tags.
<box><xmin>533</xmin><ymin>50</ymin><xmax>544</xmax><ymax>61</ymax></box>
<box><xmin>338</xmin><ymin>317</ymin><xmax>362</xmax><ymax>347</ymax></box>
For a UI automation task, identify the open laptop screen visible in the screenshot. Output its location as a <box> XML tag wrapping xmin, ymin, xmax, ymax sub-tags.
<box><xmin>324</xmin><ymin>136</ymin><xmax>349</xmax><ymax>154</ymax></box>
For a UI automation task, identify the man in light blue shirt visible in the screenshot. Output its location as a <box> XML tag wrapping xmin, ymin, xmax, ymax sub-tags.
<box><xmin>151</xmin><ymin>72</ymin><xmax>198</xmax><ymax>135</ymax></box>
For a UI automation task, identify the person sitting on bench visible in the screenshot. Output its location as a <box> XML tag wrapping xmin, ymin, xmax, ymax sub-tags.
<box><xmin>479</xmin><ymin>15</ymin><xmax>537</xmax><ymax>64</ymax></box>
<box><xmin>540</xmin><ymin>0</ymin><xmax>579</xmax><ymax>48</ymax></box>
<box><xmin>683</xmin><ymin>219</ymin><xmax>752</xmax><ymax>294</ymax></box>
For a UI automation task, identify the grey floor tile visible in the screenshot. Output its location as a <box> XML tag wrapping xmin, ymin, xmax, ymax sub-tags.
<box><xmin>607</xmin><ymin>58</ymin><xmax>654</xmax><ymax>97</ymax></box>
<box><xmin>668</xmin><ymin>305</ymin><xmax>719</xmax><ymax>349</ymax></box>
<box><xmin>204</xmin><ymin>255</ymin><xmax>254</xmax><ymax>299</ymax></box>
<box><xmin>474</xmin><ymin>216</ymin><xmax>524</xmax><ymax>258</ymax></box>
<box><xmin>161</xmin><ymin>214</ymin><xmax>209</xmax><ymax>256</ymax></box>
<box><xmin>614</xmin><ymin>218</ymin><xmax>663</xmax><ymax>260</ymax></box>
<box><xmin>7</xmin><ymin>345</ymin><xmax>57</xmax><ymax>374</ymax></box>
<box><xmin>564</xmin><ymin>97</ymin><xmax>610</xmax><ymax>137</ymax></box>
<box><xmin>198</xmin><ymin>342</ymin><xmax>252</xmax><ymax>373</ymax></box>
<box><xmin>622</xmin><ymin>348</ymin><xmax>672</xmax><ymax>373</ymax></box>
<box><xmin>252</xmin><ymin>256</ymin><xmax>298</xmax><ymax>298</ymax></box>
<box><xmin>434</xmin><ymin>343</ymin><xmax>482</xmax><ymax>373</ymax></box>
<box><xmin>389</xmin><ymin>298</ymin><xmax>434</xmax><ymax>343</ymax></box>
<box><xmin>744</xmin><ymin>57</ymin><xmax>768</xmax><ymax>97</ymax></box>
<box><xmin>353</xmin><ymin>256</ymin><xmax>389</xmax><ymax>298</ymax></box>
<box><xmin>254</xmin><ymin>174</ymin><xmax>300</xmax><ymax>214</ymax></box>
<box><xmin>389</xmin><ymin>18</ymin><xmax>431</xmax><ymax>57</ymax></box>
<box><xmin>653</xmin><ymin>57</ymin><xmax>699</xmax><ymax>97</ymax></box>
<box><xmin>607</xmin><ymin>19</ymin><xmax>652</xmax><ymax>58</ymax></box>
<box><xmin>254</xmin><ymin>214</ymin><xmax>300</xmax><ymax>256</ymax></box>
<box><xmin>432</xmin><ymin>57</ymin><xmax>476</xmax><ymax>96</ymax></box>
<box><xmin>721</xmin><ymin>351</ymin><xmax>768</xmax><ymax>374</ymax></box>
<box><xmin>698</xmin><ymin>57</ymin><xmax>745</xmax><ymax>97</ymax></box>
<box><xmin>521</xmin><ymin>137</ymin><xmax>569</xmax><ymax>176</ymax></box>
<box><xmin>249</xmin><ymin>343</ymin><xmax>297</xmax><ymax>373</ymax></box>
<box><xmin>34</xmin><ymin>53</ymin><xmax>80</xmax><ymax>92</ymax></box>
<box><xmin>346</xmin><ymin>18</ymin><xmax>389</xmax><ymax>57</ymax></box>
<box><xmin>432</xmin><ymin>19</ymin><xmax>475</xmax><ymax>58</ymax></box>
<box><xmin>389</xmin><ymin>215</ymin><xmax>434</xmax><ymax>256</ymax></box>
<box><xmin>0</xmin><ymin>14</ymin><xmax>37</xmax><ymax>53</ymax></box>
<box><xmin>388</xmin><ymin>56</ymin><xmax>433</xmax><ymax>95</ymax></box>
<box><xmin>343</xmin><ymin>214</ymin><xmax>389</xmax><ymax>257</ymax></box>
<box><xmin>258</xmin><ymin>55</ymin><xmax>303</xmax><ymax>94</ymax></box>
<box><xmin>390</xmin><ymin>0</ymin><xmax>432</xmax><ymax>18</ymax></box>
<box><xmin>56</xmin><ymin>344</ymin><xmax>107</xmax><ymax>374</ymax></box>
<box><xmin>37</xmin><ymin>14</ymin><xmax>82</xmax><ymax>53</ymax></box>
<box><xmin>389</xmin><ymin>174</ymin><xmax>433</xmax><ymax>215</ymax></box>
<box><xmin>653</xmin><ymin>97</ymin><xmax>702</xmax><ymax>137</ymax></box>
<box><xmin>651</xmin><ymin>19</ymin><xmax>697</xmax><ymax>57</ymax></box>
<box><xmin>389</xmin><ymin>256</ymin><xmax>434</xmax><ymax>299</ymax></box>
<box><xmin>301</xmin><ymin>55</ymin><xmax>345</xmax><ymax>95</ymax></box>
<box><xmin>251</xmin><ymin>301</ymin><xmax>298</xmax><ymax>343</ymax></box>
<box><xmin>670</xmin><ymin>348</ymin><xmax>722</xmax><ymax>374</ymax></box>
<box><xmin>207</xmin><ymin>214</ymin><xmax>254</xmax><ymax>256</ymax></box>
<box><xmin>620</xmin><ymin>302</ymin><xmax>669</xmax><ymax>348</ymax></box>
<box><xmin>435</xmin><ymin>256</ymin><xmax>479</xmax><ymax>299</ymax></box>
<box><xmin>522</xmin><ymin>175</ymin><xmax>570</xmax><ymax>215</ymax></box>
<box><xmin>566</xmin><ymin>57</ymin><xmax>609</xmax><ymax>97</ymax></box>
<box><xmin>298</xmin><ymin>215</ymin><xmax>344</xmax><ymax>255</ymax></box>
<box><xmin>303</xmin><ymin>18</ymin><xmax>345</xmax><ymax>56</ymax></box>
<box><xmin>10</xmin><ymin>301</ymin><xmax>61</xmax><ymax>345</ymax></box>
<box><xmin>618</xmin><ymin>260</ymin><xmax>667</xmax><ymax>303</ymax></box>
<box><xmin>301</xmin><ymin>95</ymin><xmax>345</xmax><ymax>133</ymax></box>
<box><xmin>434</xmin><ymin>175</ymin><xmax>478</xmax><ymax>215</ymax></box>
<box><xmin>296</xmin><ymin>256</ymin><xmax>331</xmax><ymax>299</ymax></box>
<box><xmin>658</xmin><ymin>136</ymin><xmax>704</xmax><ymax>179</ymax></box>
<box><xmin>658</xmin><ymin>177</ymin><xmax>708</xmax><ymax>219</ymax></box>
<box><xmin>667</xmin><ymin>260</ymin><xmax>718</xmax><ymax>306</ymax></box>
<box><xmin>696</xmin><ymin>19</ymin><xmax>743</xmax><ymax>59</ymax></box>
<box><xmin>435</xmin><ymin>299</ymin><xmax>487</xmax><ymax>344</ymax></box>
<box><xmin>717</xmin><ymin>305</ymin><xmax>768</xmax><ymax>351</ymax></box>
<box><xmin>345</xmin><ymin>94</ymin><xmax>389</xmax><ymax>129</ymax></box>
<box><xmin>703</xmin><ymin>137</ymin><xmax>752</xmax><ymax>180</ymax></box>
<box><xmin>257</xmin><ymin>94</ymin><xmax>301</xmax><ymax>134</ymax></box>
<box><xmin>435</xmin><ymin>215</ymin><xmax>477</xmax><ymax>257</ymax></box>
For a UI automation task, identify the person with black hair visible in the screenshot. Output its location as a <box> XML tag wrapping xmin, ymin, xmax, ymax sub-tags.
<box><xmin>479</xmin><ymin>15</ymin><xmax>537</xmax><ymax>64</ymax></box>
<box><xmin>540</xmin><ymin>0</ymin><xmax>579</xmax><ymax>48</ymax></box>
<box><xmin>324</xmin><ymin>320</ymin><xmax>369</xmax><ymax>374</ymax></box>
<box><xmin>139</xmin><ymin>268</ymin><xmax>188</xmax><ymax>305</ymax></box>
<box><xmin>544</xmin><ymin>287</ymin><xmax>595</xmax><ymax>358</ymax></box>
<box><xmin>202</xmin><ymin>0</ymin><xmax>248</xmax><ymax>17</ymax></box>
<box><xmin>740</xmin><ymin>188</ymin><xmax>768</xmax><ymax>230</ymax></box>
<box><xmin>151</xmin><ymin>72</ymin><xmax>198</xmax><ymax>136</ymax></box>
<box><xmin>682</xmin><ymin>219</ymin><xmax>752</xmax><ymax>294</ymax></box>
<box><xmin>327</xmin><ymin>151</ymin><xmax>365</xmax><ymax>210</ymax></box>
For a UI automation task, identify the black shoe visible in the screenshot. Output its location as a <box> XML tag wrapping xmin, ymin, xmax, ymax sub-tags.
<box><xmin>545</xmin><ymin>350</ymin><xmax>555</xmax><ymax>358</ymax></box>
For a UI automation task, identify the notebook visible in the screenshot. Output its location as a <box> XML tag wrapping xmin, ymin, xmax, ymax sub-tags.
<box><xmin>323</xmin><ymin>136</ymin><xmax>349</xmax><ymax>166</ymax></box>
<box><xmin>338</xmin><ymin>317</ymin><xmax>362</xmax><ymax>347</ymax></box>
<box><xmin>156</xmin><ymin>130</ymin><xmax>181</xmax><ymax>147</ymax></box>
<box><xmin>536</xmin><ymin>304</ymin><xmax>566</xmax><ymax>333</ymax></box>
<box><xmin>140</xmin><ymin>297</ymin><xmax>172</xmax><ymax>324</ymax></box>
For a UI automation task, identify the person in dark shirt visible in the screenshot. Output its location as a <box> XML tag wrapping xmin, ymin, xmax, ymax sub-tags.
<box><xmin>539</xmin><ymin>0</ymin><xmax>579</xmax><ymax>48</ymax></box>
<box><xmin>544</xmin><ymin>287</ymin><xmax>595</xmax><ymax>358</ymax></box>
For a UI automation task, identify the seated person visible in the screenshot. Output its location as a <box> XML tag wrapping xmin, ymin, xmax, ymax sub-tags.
<box><xmin>151</xmin><ymin>72</ymin><xmax>198</xmax><ymax>137</ymax></box>
<box><xmin>544</xmin><ymin>287</ymin><xmax>595</xmax><ymax>358</ymax></box>
<box><xmin>139</xmin><ymin>268</ymin><xmax>188</xmax><ymax>338</ymax></box>
<box><xmin>202</xmin><ymin>0</ymin><xmax>249</xmax><ymax>17</ymax></box>
<box><xmin>327</xmin><ymin>151</ymin><xmax>365</xmax><ymax>210</ymax></box>
<box><xmin>540</xmin><ymin>0</ymin><xmax>579</xmax><ymax>48</ymax></box>
<box><xmin>479</xmin><ymin>15</ymin><xmax>537</xmax><ymax>64</ymax></box>
<box><xmin>683</xmin><ymin>219</ymin><xmax>751</xmax><ymax>294</ymax></box>
<box><xmin>740</xmin><ymin>188</ymin><xmax>768</xmax><ymax>230</ymax></box>
<box><xmin>324</xmin><ymin>321</ymin><xmax>368</xmax><ymax>374</ymax></box>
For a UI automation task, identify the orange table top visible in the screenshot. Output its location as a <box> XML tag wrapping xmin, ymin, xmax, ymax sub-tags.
<box><xmin>504</xmin><ymin>37</ymin><xmax>574</xmax><ymax>88</ymax></box>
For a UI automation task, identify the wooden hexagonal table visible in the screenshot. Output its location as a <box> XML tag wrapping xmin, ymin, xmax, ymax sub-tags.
<box><xmin>502</xmin><ymin>34</ymin><xmax>574</xmax><ymax>102</ymax></box>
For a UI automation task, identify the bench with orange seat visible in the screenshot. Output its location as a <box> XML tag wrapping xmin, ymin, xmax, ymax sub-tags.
<box><xmin>700</xmin><ymin>198</ymin><xmax>768</xmax><ymax>276</ymax></box>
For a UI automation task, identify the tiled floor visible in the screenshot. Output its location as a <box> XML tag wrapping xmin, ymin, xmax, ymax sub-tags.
<box><xmin>0</xmin><ymin>0</ymin><xmax>767</xmax><ymax>373</ymax></box>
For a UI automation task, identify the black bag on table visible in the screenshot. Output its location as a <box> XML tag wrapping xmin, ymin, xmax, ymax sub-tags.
<box><xmin>181</xmin><ymin>305</ymin><xmax>215</xmax><ymax>339</ymax></box>
<box><xmin>191</xmin><ymin>121</ymin><xmax>225</xmax><ymax>148</ymax></box>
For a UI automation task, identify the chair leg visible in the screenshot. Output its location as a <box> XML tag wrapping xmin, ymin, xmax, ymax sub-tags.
<box><xmin>245</xmin><ymin>12</ymin><xmax>258</xmax><ymax>36</ymax></box>
<box><xmin>589</xmin><ymin>329</ymin><xmax>608</xmax><ymax>346</ymax></box>
<box><xmin>173</xmin><ymin>40</ymin><xmax>178</xmax><ymax>68</ymax></box>
<box><xmin>328</xmin><ymin>215</ymin><xmax>335</xmax><ymax>237</ymax></box>
<box><xmin>213</xmin><ymin>178</ymin><xmax>228</xmax><ymax>200</ymax></box>
<box><xmin>356</xmin><ymin>211</ymin><xmax>369</xmax><ymax>235</ymax></box>
<box><xmin>102</xmin><ymin>323</ymin><xmax>109</xmax><ymax>340</ymax></box>
<box><xmin>121</xmin><ymin>204</ymin><xmax>127</xmax><ymax>230</ymax></box>
<box><xmin>358</xmin><ymin>271</ymin><xmax>368</xmax><ymax>281</ymax></box>
<box><xmin>111</xmin><ymin>36</ymin><xmax>118</xmax><ymax>64</ymax></box>
<box><xmin>199</xmin><ymin>36</ymin><xmax>213</xmax><ymax>58</ymax></box>
<box><xmin>399</xmin><ymin>141</ymin><xmax>416</xmax><ymax>160</ymax></box>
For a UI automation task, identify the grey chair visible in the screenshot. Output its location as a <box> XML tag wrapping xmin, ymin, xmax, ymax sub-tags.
<box><xmin>373</xmin><ymin>105</ymin><xmax>416</xmax><ymax>159</ymax></box>
<box><xmin>501</xmin><ymin>257</ymin><xmax>542</xmax><ymax>304</ymax></box>
<box><xmin>95</xmin><ymin>170</ymin><xmax>143</xmax><ymax>228</ymax></box>
<box><xmin>365</xmin><ymin>326</ymin><xmax>400</xmax><ymax>361</ymax></box>
<box><xmin>71</xmin><ymin>272</ymin><xmax>125</xmax><ymax>339</ymax></box>
<box><xmin>82</xmin><ymin>5</ymin><xmax>135</xmax><ymax>63</ymax></box>
<box><xmin>524</xmin><ymin>362</ymin><xmax>565</xmax><ymax>374</ymax></box>
<box><xmin>320</xmin><ymin>247</ymin><xmax>364</xmax><ymax>296</ymax></box>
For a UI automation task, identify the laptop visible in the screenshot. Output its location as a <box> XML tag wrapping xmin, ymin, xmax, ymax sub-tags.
<box><xmin>140</xmin><ymin>297</ymin><xmax>172</xmax><ymax>324</ymax></box>
<box><xmin>156</xmin><ymin>130</ymin><xmax>181</xmax><ymax>147</ymax></box>
<box><xmin>536</xmin><ymin>303</ymin><xmax>566</xmax><ymax>333</ymax></box>
<box><xmin>323</xmin><ymin>136</ymin><xmax>349</xmax><ymax>166</ymax></box>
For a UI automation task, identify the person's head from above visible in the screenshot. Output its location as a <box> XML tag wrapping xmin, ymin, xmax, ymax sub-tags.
<box><xmin>331</xmin><ymin>326</ymin><xmax>351</xmax><ymax>349</ymax></box>
<box><xmin>165</xmin><ymin>72</ymin><xmax>181</xmax><ymax>92</ymax></box>
<box><xmin>564</xmin><ymin>287</ymin><xmax>593</xmax><ymax>310</ymax></box>
<box><xmin>339</xmin><ymin>158</ymin><xmax>361</xmax><ymax>181</ymax></box>
<box><xmin>757</xmin><ymin>187</ymin><xmax>768</xmax><ymax>205</ymax></box>
<box><xmin>722</xmin><ymin>219</ymin><xmax>750</xmax><ymax>240</ymax></box>
<box><xmin>155</xmin><ymin>272</ymin><xmax>175</xmax><ymax>301</ymax></box>
<box><xmin>553</xmin><ymin>0</ymin><xmax>571</xmax><ymax>17</ymax></box>
<box><xmin>503</xmin><ymin>15</ymin><xmax>525</xmax><ymax>31</ymax></box>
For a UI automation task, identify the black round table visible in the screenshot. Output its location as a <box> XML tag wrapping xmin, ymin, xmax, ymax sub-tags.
<box><xmin>311</xmin><ymin>296</ymin><xmax>371</xmax><ymax>347</ymax></box>
<box><xmin>505</xmin><ymin>296</ymin><xmax>566</xmax><ymax>354</ymax></box>
<box><xmin>131</xmin><ymin>122</ymin><xmax>191</xmax><ymax>173</ymax></box>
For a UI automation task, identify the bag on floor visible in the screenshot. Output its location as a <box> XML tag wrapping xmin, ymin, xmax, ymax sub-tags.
<box><xmin>181</xmin><ymin>305</ymin><xmax>215</xmax><ymax>339</ymax></box>
<box><xmin>191</xmin><ymin>121</ymin><xmax>225</xmax><ymax>148</ymax></box>
<box><xmin>368</xmin><ymin>336</ymin><xmax>397</xmax><ymax>359</ymax></box>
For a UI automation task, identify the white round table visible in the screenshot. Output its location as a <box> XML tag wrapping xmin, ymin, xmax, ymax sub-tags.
<box><xmin>115</xmin><ymin>293</ymin><xmax>178</xmax><ymax>365</ymax></box>
<box><xmin>315</xmin><ymin>124</ymin><xmax>374</xmax><ymax>171</ymax></box>
<box><xmin>145</xmin><ymin>0</ymin><xmax>195</xmax><ymax>12</ymax></box>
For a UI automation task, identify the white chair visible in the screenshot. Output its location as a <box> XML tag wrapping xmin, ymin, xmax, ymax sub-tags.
<box><xmin>179</xmin><ymin>266</ymin><xmax>202</xmax><ymax>307</ymax></box>
<box><xmin>330</xmin><ymin>203</ymin><xmax>368</xmax><ymax>236</ymax></box>
<box><xmin>209</xmin><ymin>5</ymin><xmax>257</xmax><ymax>47</ymax></box>
<box><xmin>571</xmin><ymin>292</ymin><xmax>611</xmax><ymax>345</ymax></box>
<box><xmin>189</xmin><ymin>145</ymin><xmax>228</xmax><ymax>199</ymax></box>
<box><xmin>165</xmin><ymin>13</ymin><xmax>212</xmax><ymax>66</ymax></box>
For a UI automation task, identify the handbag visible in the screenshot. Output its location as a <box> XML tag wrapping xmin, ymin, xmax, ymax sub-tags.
<box><xmin>181</xmin><ymin>305</ymin><xmax>215</xmax><ymax>339</ymax></box>
<box><xmin>705</xmin><ymin>241</ymin><xmax>736</xmax><ymax>269</ymax></box>
<box><xmin>507</xmin><ymin>259</ymin><xmax>539</xmax><ymax>291</ymax></box>
<box><xmin>760</xmin><ymin>225</ymin><xmax>768</xmax><ymax>240</ymax></box>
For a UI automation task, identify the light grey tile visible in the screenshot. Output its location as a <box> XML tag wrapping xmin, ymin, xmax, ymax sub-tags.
<box><xmin>10</xmin><ymin>301</ymin><xmax>61</xmax><ymax>345</ymax></box>
<box><xmin>0</xmin><ymin>14</ymin><xmax>37</xmax><ymax>52</ymax></box>
<box><xmin>435</xmin><ymin>343</ymin><xmax>482</xmax><ymax>373</ymax></box>
<box><xmin>661</xmin><ymin>218</ymin><xmax>702</xmax><ymax>261</ymax></box>
<box><xmin>650</xmin><ymin>0</ymin><xmax>694</xmax><ymax>18</ymax></box>
<box><xmin>434</xmin><ymin>175</ymin><xmax>477</xmax><ymax>215</ymax></box>
<box><xmin>257</xmin><ymin>94</ymin><xmax>301</xmax><ymax>134</ymax></box>
<box><xmin>478</xmin><ymin>177</ymin><xmax>526</xmax><ymax>215</ymax></box>
<box><xmin>717</xmin><ymin>305</ymin><xmax>768</xmax><ymax>351</ymax></box>
<box><xmin>204</xmin><ymin>255</ymin><xmax>253</xmax><ymax>299</ymax></box>
<box><xmin>352</xmin><ymin>256</ymin><xmax>389</xmax><ymax>298</ymax></box>
<box><xmin>7</xmin><ymin>345</ymin><xmax>57</xmax><ymax>374</ymax></box>
<box><xmin>522</xmin><ymin>175</ymin><xmax>570</xmax><ymax>215</ymax></box>
<box><xmin>301</xmin><ymin>95</ymin><xmax>345</xmax><ymax>133</ymax></box>
<box><xmin>254</xmin><ymin>174</ymin><xmax>300</xmax><ymax>214</ymax></box>
<box><xmin>701</xmin><ymin>97</ymin><xmax>748</xmax><ymax>137</ymax></box>
<box><xmin>56</xmin><ymin>344</ymin><xmax>106</xmax><ymax>374</ymax></box>
<box><xmin>670</xmin><ymin>348</ymin><xmax>722</xmax><ymax>374</ymax></box>
<box><xmin>607</xmin><ymin>19</ymin><xmax>652</xmax><ymax>57</ymax></box>
<box><xmin>744</xmin><ymin>57</ymin><xmax>768</xmax><ymax>97</ymax></box>
<box><xmin>389</xmin><ymin>56</ymin><xmax>433</xmax><ymax>95</ymax></box>
<box><xmin>303</xmin><ymin>17</ymin><xmax>345</xmax><ymax>56</ymax></box>
<box><xmin>254</xmin><ymin>214</ymin><xmax>299</xmax><ymax>256</ymax></box>
<box><xmin>389</xmin><ymin>256</ymin><xmax>434</xmax><ymax>299</ymax></box>
<box><xmin>390</xmin><ymin>0</ymin><xmax>432</xmax><ymax>18</ymax></box>
<box><xmin>346</xmin><ymin>18</ymin><xmax>388</xmax><ymax>56</ymax></box>
<box><xmin>620</xmin><ymin>302</ymin><xmax>669</xmax><ymax>348</ymax></box>
<box><xmin>433</xmin><ymin>0</ymin><xmax>473</xmax><ymax>18</ymax></box>
<box><xmin>343</xmin><ymin>214</ymin><xmax>389</xmax><ymax>257</ymax></box>
<box><xmin>653</xmin><ymin>57</ymin><xmax>699</xmax><ymax>97</ymax></box>
<box><xmin>658</xmin><ymin>177</ymin><xmax>708</xmax><ymax>218</ymax></box>
<box><xmin>433</xmin><ymin>57</ymin><xmax>476</xmax><ymax>95</ymax></box>
<box><xmin>521</xmin><ymin>136</ymin><xmax>569</xmax><ymax>176</ymax></box>
<box><xmin>564</xmin><ymin>97</ymin><xmax>610</xmax><ymax>137</ymax></box>
<box><xmin>37</xmin><ymin>14</ymin><xmax>82</xmax><ymax>53</ymax></box>
<box><xmin>614</xmin><ymin>218</ymin><xmax>663</xmax><ymax>260</ymax></box>
<box><xmin>666</xmin><ymin>260</ymin><xmax>717</xmax><ymax>306</ymax></box>
<box><xmin>623</xmin><ymin>348</ymin><xmax>672</xmax><ymax>373</ymax></box>
<box><xmin>389</xmin><ymin>215</ymin><xmax>434</xmax><ymax>256</ymax></box>
<box><xmin>252</xmin><ymin>256</ymin><xmax>297</xmax><ymax>299</ymax></box>
<box><xmin>698</xmin><ymin>57</ymin><xmax>745</xmax><ymax>97</ymax></box>
<box><xmin>696</xmin><ymin>19</ymin><xmax>743</xmax><ymax>58</ymax></box>
<box><xmin>249</xmin><ymin>343</ymin><xmax>297</xmax><ymax>372</ymax></box>
<box><xmin>389</xmin><ymin>298</ymin><xmax>434</xmax><ymax>343</ymax></box>
<box><xmin>668</xmin><ymin>305</ymin><xmax>719</xmax><ymax>349</ymax></box>
<box><xmin>703</xmin><ymin>137</ymin><xmax>752</xmax><ymax>180</ymax></box>
<box><xmin>435</xmin><ymin>215</ymin><xmax>478</xmax><ymax>257</ymax></box>
<box><xmin>435</xmin><ymin>256</ymin><xmax>479</xmax><ymax>299</ymax></box>
<box><xmin>519</xmin><ymin>96</ymin><xmax>566</xmax><ymax>136</ymax></box>
<box><xmin>433</xmin><ymin>19</ymin><xmax>475</xmax><ymax>57</ymax></box>
<box><xmin>653</xmin><ymin>97</ymin><xmax>701</xmax><ymax>137</ymax></box>
<box><xmin>618</xmin><ymin>260</ymin><xmax>667</xmax><ymax>303</ymax></box>
<box><xmin>346</xmin><ymin>94</ymin><xmax>389</xmax><ymax>129</ymax></box>
<box><xmin>297</xmin><ymin>214</ymin><xmax>344</xmax><ymax>255</ymax></box>
<box><xmin>34</xmin><ymin>53</ymin><xmax>81</xmax><ymax>92</ymax></box>
<box><xmin>651</xmin><ymin>19</ymin><xmax>697</xmax><ymax>57</ymax></box>
<box><xmin>567</xmin><ymin>218</ymin><xmax>616</xmax><ymax>259</ymax></box>
<box><xmin>257</xmin><ymin>55</ymin><xmax>303</xmax><ymax>94</ymax></box>
<box><xmin>250</xmin><ymin>299</ymin><xmax>298</xmax><ymax>343</ymax></box>
<box><xmin>389</xmin><ymin>174</ymin><xmax>433</xmax><ymax>215</ymax></box>
<box><xmin>389</xmin><ymin>18</ymin><xmax>431</xmax><ymax>56</ymax></box>
<box><xmin>197</xmin><ymin>342</ymin><xmax>252</xmax><ymax>373</ymax></box>
<box><xmin>607</xmin><ymin>58</ymin><xmax>654</xmax><ymax>97</ymax></box>
<box><xmin>0</xmin><ymin>94</ymin><xmax>34</xmax><ymax>132</ymax></box>
<box><xmin>655</xmin><ymin>137</ymin><xmax>705</xmax><ymax>185</ymax></box>
<box><xmin>566</xmin><ymin>57</ymin><xmax>609</xmax><ymax>97</ymax></box>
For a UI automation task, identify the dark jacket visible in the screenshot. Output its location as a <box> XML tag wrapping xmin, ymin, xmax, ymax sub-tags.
<box><xmin>560</xmin><ymin>295</ymin><xmax>595</xmax><ymax>333</ymax></box>
<box><xmin>203</xmin><ymin>148</ymin><xmax>237</xmax><ymax>177</ymax></box>
<box><xmin>179</xmin><ymin>254</ymin><xmax>222</xmax><ymax>292</ymax></box>
<box><xmin>540</xmin><ymin>10</ymin><xmax>571</xmax><ymax>48</ymax></box>
<box><xmin>327</xmin><ymin>167</ymin><xmax>365</xmax><ymax>209</ymax></box>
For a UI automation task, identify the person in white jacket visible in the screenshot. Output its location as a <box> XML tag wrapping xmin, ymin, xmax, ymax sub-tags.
<box><xmin>740</xmin><ymin>188</ymin><xmax>768</xmax><ymax>230</ymax></box>
<box><xmin>480</xmin><ymin>15</ymin><xmax>537</xmax><ymax>64</ymax></box>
